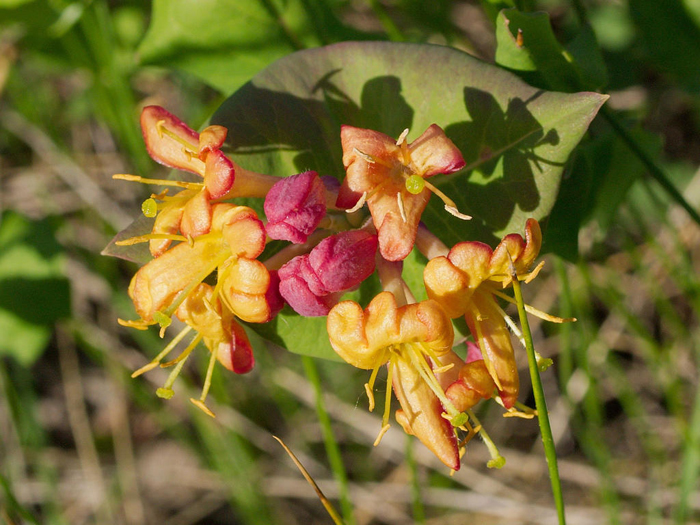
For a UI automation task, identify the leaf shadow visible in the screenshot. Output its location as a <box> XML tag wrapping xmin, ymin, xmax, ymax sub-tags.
<box><xmin>442</xmin><ymin>87</ymin><xmax>561</xmax><ymax>233</ymax></box>
<box><xmin>212</xmin><ymin>72</ymin><xmax>413</xmax><ymax>178</ymax></box>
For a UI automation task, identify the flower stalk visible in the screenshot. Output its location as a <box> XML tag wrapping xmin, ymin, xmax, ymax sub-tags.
<box><xmin>510</xmin><ymin>255</ymin><xmax>567</xmax><ymax>524</ymax></box>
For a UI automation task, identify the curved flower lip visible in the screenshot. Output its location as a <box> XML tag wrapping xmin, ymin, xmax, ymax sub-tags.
<box><xmin>327</xmin><ymin>291</ymin><xmax>454</xmax><ymax>370</ymax></box>
<box><xmin>140</xmin><ymin>105</ymin><xmax>234</xmax><ymax>200</ymax></box>
<box><xmin>278</xmin><ymin>230</ymin><xmax>377</xmax><ymax>316</ymax></box>
<box><xmin>327</xmin><ymin>292</ymin><xmax>459</xmax><ymax>469</ymax></box>
<box><xmin>264</xmin><ymin>171</ymin><xmax>327</xmax><ymax>244</ymax></box>
<box><xmin>128</xmin><ymin>204</ymin><xmax>269</xmax><ymax>324</ymax></box>
<box><xmin>424</xmin><ymin>218</ymin><xmax>542</xmax><ymax>318</ymax></box>
<box><xmin>337</xmin><ymin>124</ymin><xmax>465</xmax><ymax>262</ymax></box>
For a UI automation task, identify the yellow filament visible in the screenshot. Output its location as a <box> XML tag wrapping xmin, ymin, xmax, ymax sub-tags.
<box><xmin>132</xmin><ymin>325</ymin><xmax>192</xmax><ymax>378</ymax></box>
<box><xmin>373</xmin><ymin>424</ymin><xmax>391</xmax><ymax>447</ymax></box>
<box><xmin>161</xmin><ymin>333</ymin><xmax>202</xmax><ymax>368</ymax></box>
<box><xmin>155</xmin><ymin>336</ymin><xmax>201</xmax><ymax>399</ymax></box>
<box><xmin>115</xmin><ymin>233</ymin><xmax>188</xmax><ymax>246</ymax></box>
<box><xmin>118</xmin><ymin>318</ymin><xmax>151</xmax><ymax>330</ymax></box>
<box><xmin>190</xmin><ymin>346</ymin><xmax>219</xmax><ymax>418</ymax></box>
<box><xmin>421</xmin><ymin>179</ymin><xmax>471</xmax><ymax>220</ymax></box>
<box><xmin>353</xmin><ymin>147</ymin><xmax>394</xmax><ymax>169</ymax></box>
<box><xmin>156</xmin><ymin>119</ymin><xmax>200</xmax><ymax>157</ymax></box>
<box><xmin>161</xmin><ymin>250</ymin><xmax>231</xmax><ymax>319</ymax></box>
<box><xmin>113</xmin><ymin>174</ymin><xmax>204</xmax><ymax>190</ymax></box>
<box><xmin>405</xmin><ymin>343</ymin><xmax>460</xmax><ymax>419</ymax></box>
<box><xmin>491</xmin><ymin>289</ymin><xmax>576</xmax><ymax>323</ymax></box>
<box><xmin>472</xmin><ymin>318</ymin><xmax>503</xmax><ymax>391</ymax></box>
<box><xmin>396</xmin><ymin>192</ymin><xmax>408</xmax><ymax>222</ymax></box>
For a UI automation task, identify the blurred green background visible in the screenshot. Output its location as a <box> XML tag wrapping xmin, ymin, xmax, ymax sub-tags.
<box><xmin>2</xmin><ymin>0</ymin><xmax>700</xmax><ymax>523</ymax></box>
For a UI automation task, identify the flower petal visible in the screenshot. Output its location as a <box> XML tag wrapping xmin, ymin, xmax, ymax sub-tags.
<box><xmin>393</xmin><ymin>356</ymin><xmax>460</xmax><ymax>470</ymax></box>
<box><xmin>180</xmin><ymin>188</ymin><xmax>212</xmax><ymax>239</ymax></box>
<box><xmin>464</xmin><ymin>289</ymin><xmax>519</xmax><ymax>408</ymax></box>
<box><xmin>140</xmin><ymin>106</ymin><xmax>204</xmax><ymax>176</ymax></box>
<box><xmin>203</xmin><ymin>149</ymin><xmax>235</xmax><ymax>199</ymax></box>
<box><xmin>408</xmin><ymin>124</ymin><xmax>465</xmax><ymax>177</ymax></box>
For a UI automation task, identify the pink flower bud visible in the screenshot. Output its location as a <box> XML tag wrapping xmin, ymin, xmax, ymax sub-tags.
<box><xmin>278</xmin><ymin>230</ymin><xmax>378</xmax><ymax>316</ymax></box>
<box><xmin>264</xmin><ymin>171</ymin><xmax>327</xmax><ymax>244</ymax></box>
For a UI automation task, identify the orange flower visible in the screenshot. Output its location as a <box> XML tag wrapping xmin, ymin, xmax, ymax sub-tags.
<box><xmin>126</xmin><ymin>203</ymin><xmax>273</xmax><ymax>328</ymax></box>
<box><xmin>424</xmin><ymin>219</ymin><xmax>543</xmax><ymax>409</ymax></box>
<box><xmin>337</xmin><ymin>125</ymin><xmax>467</xmax><ymax>262</ymax></box>
<box><xmin>115</xmin><ymin>106</ymin><xmax>278</xmax><ymax>257</ymax></box>
<box><xmin>327</xmin><ymin>291</ymin><xmax>461</xmax><ymax>470</ymax></box>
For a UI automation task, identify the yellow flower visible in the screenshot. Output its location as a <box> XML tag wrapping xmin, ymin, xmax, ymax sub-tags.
<box><xmin>424</xmin><ymin>219</ymin><xmax>543</xmax><ymax>409</ymax></box>
<box><xmin>327</xmin><ymin>291</ymin><xmax>461</xmax><ymax>470</ymax></box>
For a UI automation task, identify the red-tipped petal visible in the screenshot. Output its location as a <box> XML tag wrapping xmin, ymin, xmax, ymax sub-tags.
<box><xmin>140</xmin><ymin>106</ymin><xmax>203</xmax><ymax>176</ymax></box>
<box><xmin>409</xmin><ymin>124</ymin><xmax>465</xmax><ymax>177</ymax></box>
<box><xmin>217</xmin><ymin>319</ymin><xmax>255</xmax><ymax>374</ymax></box>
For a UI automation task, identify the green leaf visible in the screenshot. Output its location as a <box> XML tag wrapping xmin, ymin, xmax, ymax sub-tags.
<box><xmin>137</xmin><ymin>0</ymin><xmax>322</xmax><ymax>94</ymax></box>
<box><xmin>210</xmin><ymin>41</ymin><xmax>606</xmax><ymax>358</ymax></box>
<box><xmin>495</xmin><ymin>8</ymin><xmax>588</xmax><ymax>92</ymax></box>
<box><xmin>0</xmin><ymin>212</ymin><xmax>71</xmax><ymax>366</ymax></box>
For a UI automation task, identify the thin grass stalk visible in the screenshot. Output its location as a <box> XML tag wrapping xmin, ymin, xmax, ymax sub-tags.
<box><xmin>510</xmin><ymin>263</ymin><xmax>566</xmax><ymax>525</ymax></box>
<box><xmin>405</xmin><ymin>435</ymin><xmax>426</xmax><ymax>524</ymax></box>
<box><xmin>301</xmin><ymin>356</ymin><xmax>356</xmax><ymax>525</ymax></box>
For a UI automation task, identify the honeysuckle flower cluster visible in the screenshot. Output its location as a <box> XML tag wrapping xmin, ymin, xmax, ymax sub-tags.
<box><xmin>113</xmin><ymin>106</ymin><xmax>570</xmax><ymax>470</ymax></box>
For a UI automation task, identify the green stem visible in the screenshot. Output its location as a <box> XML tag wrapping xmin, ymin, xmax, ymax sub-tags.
<box><xmin>600</xmin><ymin>106</ymin><xmax>700</xmax><ymax>227</ymax></box>
<box><xmin>510</xmin><ymin>266</ymin><xmax>566</xmax><ymax>524</ymax></box>
<box><xmin>302</xmin><ymin>357</ymin><xmax>356</xmax><ymax>525</ymax></box>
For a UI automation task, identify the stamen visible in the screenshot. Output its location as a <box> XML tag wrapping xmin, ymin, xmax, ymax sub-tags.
<box><xmin>118</xmin><ymin>318</ymin><xmax>151</xmax><ymax>330</ymax></box>
<box><xmin>353</xmin><ymin>147</ymin><xmax>393</xmax><ymax>169</ymax></box>
<box><xmin>161</xmin><ymin>251</ymin><xmax>232</xmax><ymax>319</ymax></box>
<box><xmin>190</xmin><ymin>346</ymin><xmax>219</xmax><ymax>418</ymax></box>
<box><xmin>113</xmin><ymin>174</ymin><xmax>204</xmax><ymax>190</ymax></box>
<box><xmin>373</xmin><ymin>424</ymin><xmax>391</xmax><ymax>447</ymax></box>
<box><xmin>496</xmin><ymin>398</ymin><xmax>537</xmax><ymax>419</ymax></box>
<box><xmin>396</xmin><ymin>192</ymin><xmax>408</xmax><ymax>223</ymax></box>
<box><xmin>115</xmin><ymin>233</ymin><xmax>188</xmax><ymax>246</ymax></box>
<box><xmin>422</xmin><ymin>179</ymin><xmax>471</xmax><ymax>220</ymax></box>
<box><xmin>491</xmin><ymin>290</ymin><xmax>576</xmax><ymax>323</ymax></box>
<box><xmin>132</xmin><ymin>325</ymin><xmax>192</xmax><ymax>378</ymax></box>
<box><xmin>364</xmin><ymin>383</ymin><xmax>375</xmax><ymax>412</ymax></box>
<box><xmin>524</xmin><ymin>261</ymin><xmax>545</xmax><ymax>283</ymax></box>
<box><xmin>155</xmin><ymin>336</ymin><xmax>201</xmax><ymax>399</ymax></box>
<box><xmin>406</xmin><ymin>343</ymin><xmax>460</xmax><ymax>419</ymax></box>
<box><xmin>432</xmin><ymin>362</ymin><xmax>454</xmax><ymax>374</ymax></box>
<box><xmin>156</xmin><ymin>119</ymin><xmax>200</xmax><ymax>157</ymax></box>
<box><xmin>472</xmin><ymin>319</ymin><xmax>503</xmax><ymax>391</ymax></box>
<box><xmin>365</xmin><ymin>361</ymin><xmax>384</xmax><ymax>412</ymax></box>
<box><xmin>345</xmin><ymin>192</ymin><xmax>367</xmax><ymax>213</ymax></box>
<box><xmin>160</xmin><ymin>333</ymin><xmax>202</xmax><ymax>368</ymax></box>
<box><xmin>395</xmin><ymin>128</ymin><xmax>409</xmax><ymax>146</ymax></box>
<box><xmin>468</xmin><ymin>410</ymin><xmax>505</xmax><ymax>469</ymax></box>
